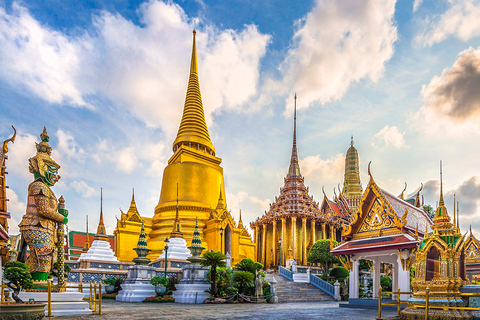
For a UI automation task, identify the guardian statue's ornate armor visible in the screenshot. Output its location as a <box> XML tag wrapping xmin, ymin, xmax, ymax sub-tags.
<box><xmin>18</xmin><ymin>127</ymin><xmax>68</xmax><ymax>282</ymax></box>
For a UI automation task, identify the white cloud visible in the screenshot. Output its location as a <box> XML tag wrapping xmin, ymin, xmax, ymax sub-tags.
<box><xmin>412</xmin><ymin>47</ymin><xmax>480</xmax><ymax>135</ymax></box>
<box><xmin>70</xmin><ymin>180</ymin><xmax>96</xmax><ymax>198</ymax></box>
<box><xmin>413</xmin><ymin>0</ymin><xmax>423</xmax><ymax>13</ymax></box>
<box><xmin>6</xmin><ymin>130</ymin><xmax>37</xmax><ymax>181</ymax></box>
<box><xmin>266</xmin><ymin>0</ymin><xmax>397</xmax><ymax>113</ymax></box>
<box><xmin>227</xmin><ymin>191</ymin><xmax>270</xmax><ymax>232</ymax></box>
<box><xmin>0</xmin><ymin>1</ymin><xmax>270</xmax><ymax>137</ymax></box>
<box><xmin>0</xmin><ymin>3</ymin><xmax>90</xmax><ymax>108</ymax></box>
<box><xmin>299</xmin><ymin>153</ymin><xmax>345</xmax><ymax>182</ymax></box>
<box><xmin>372</xmin><ymin>125</ymin><xmax>405</xmax><ymax>149</ymax></box>
<box><xmin>6</xmin><ymin>188</ymin><xmax>26</xmax><ymax>235</ymax></box>
<box><xmin>56</xmin><ymin>130</ymin><xmax>85</xmax><ymax>159</ymax></box>
<box><xmin>416</xmin><ymin>0</ymin><xmax>480</xmax><ymax>47</ymax></box>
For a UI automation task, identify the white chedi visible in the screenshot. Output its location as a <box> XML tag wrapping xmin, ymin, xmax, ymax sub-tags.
<box><xmin>80</xmin><ymin>239</ymin><xmax>118</xmax><ymax>262</ymax></box>
<box><xmin>158</xmin><ymin>237</ymin><xmax>191</xmax><ymax>260</ymax></box>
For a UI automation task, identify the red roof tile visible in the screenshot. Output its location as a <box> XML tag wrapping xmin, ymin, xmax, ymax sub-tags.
<box><xmin>332</xmin><ymin>234</ymin><xmax>418</xmax><ymax>255</ymax></box>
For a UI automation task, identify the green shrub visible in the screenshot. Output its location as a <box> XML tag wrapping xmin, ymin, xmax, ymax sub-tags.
<box><xmin>381</xmin><ymin>276</ymin><xmax>392</xmax><ymax>292</ymax></box>
<box><xmin>232</xmin><ymin>270</ymin><xmax>254</xmax><ymax>294</ymax></box>
<box><xmin>329</xmin><ymin>266</ymin><xmax>349</xmax><ymax>281</ymax></box>
<box><xmin>103</xmin><ymin>277</ymin><xmax>124</xmax><ymax>293</ymax></box>
<box><xmin>150</xmin><ymin>276</ymin><xmax>169</xmax><ymax>286</ymax></box>
<box><xmin>234</xmin><ymin>258</ymin><xmax>263</xmax><ymax>274</ymax></box>
<box><xmin>3</xmin><ymin>261</ymin><xmax>34</xmax><ymax>303</ymax></box>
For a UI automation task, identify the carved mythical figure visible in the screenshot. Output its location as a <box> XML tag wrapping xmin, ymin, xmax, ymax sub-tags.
<box><xmin>255</xmin><ymin>273</ymin><xmax>264</xmax><ymax>297</ymax></box>
<box><xmin>17</xmin><ymin>127</ymin><xmax>68</xmax><ymax>282</ymax></box>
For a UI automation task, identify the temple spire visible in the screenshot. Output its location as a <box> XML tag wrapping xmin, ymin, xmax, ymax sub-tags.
<box><xmin>94</xmin><ymin>188</ymin><xmax>108</xmax><ymax>241</ymax></box>
<box><xmin>288</xmin><ymin>94</ymin><xmax>301</xmax><ymax>177</ymax></box>
<box><xmin>83</xmin><ymin>215</ymin><xmax>89</xmax><ymax>252</ymax></box>
<box><xmin>432</xmin><ymin>161</ymin><xmax>452</xmax><ymax>229</ymax></box>
<box><xmin>173</xmin><ymin>30</ymin><xmax>215</xmax><ymax>155</ymax></box>
<box><xmin>439</xmin><ymin>161</ymin><xmax>445</xmax><ymax>207</ymax></box>
<box><xmin>170</xmin><ymin>183</ymin><xmax>183</xmax><ymax>238</ymax></box>
<box><xmin>342</xmin><ymin>136</ymin><xmax>362</xmax><ymax>212</ymax></box>
<box><xmin>238</xmin><ymin>209</ymin><xmax>244</xmax><ymax>229</ymax></box>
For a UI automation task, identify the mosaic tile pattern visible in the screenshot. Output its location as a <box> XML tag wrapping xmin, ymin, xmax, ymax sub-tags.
<box><xmin>68</xmin><ymin>272</ymin><xmax>80</xmax><ymax>282</ymax></box>
<box><xmin>82</xmin><ymin>272</ymin><xmax>103</xmax><ymax>283</ymax></box>
<box><xmin>90</xmin><ymin>262</ymin><xmax>120</xmax><ymax>269</ymax></box>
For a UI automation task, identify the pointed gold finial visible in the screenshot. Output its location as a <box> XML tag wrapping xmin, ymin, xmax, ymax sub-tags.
<box><xmin>453</xmin><ymin>194</ymin><xmax>456</xmax><ymax>227</ymax></box>
<box><xmin>95</xmin><ymin>188</ymin><xmax>108</xmax><ymax>241</ymax></box>
<box><xmin>457</xmin><ymin>201</ymin><xmax>460</xmax><ymax>230</ymax></box>
<box><xmin>439</xmin><ymin>161</ymin><xmax>444</xmax><ymax>206</ymax></box>
<box><xmin>170</xmin><ymin>183</ymin><xmax>183</xmax><ymax>238</ymax></box>
<box><xmin>83</xmin><ymin>215</ymin><xmax>89</xmax><ymax>252</ymax></box>
<box><xmin>173</xmin><ymin>29</ymin><xmax>215</xmax><ymax>155</ymax></box>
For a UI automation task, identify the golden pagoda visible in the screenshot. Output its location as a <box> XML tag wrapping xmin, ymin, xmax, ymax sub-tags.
<box><xmin>0</xmin><ymin>126</ymin><xmax>16</xmax><ymax>264</ymax></box>
<box><xmin>114</xmin><ymin>189</ymin><xmax>153</xmax><ymax>262</ymax></box>
<box><xmin>250</xmin><ymin>96</ymin><xmax>343</xmax><ymax>268</ymax></box>
<box><xmin>401</xmin><ymin>162</ymin><xmax>469</xmax><ymax>319</ymax></box>
<box><xmin>342</xmin><ymin>136</ymin><xmax>362</xmax><ymax>213</ymax></box>
<box><xmin>147</xmin><ymin>31</ymin><xmax>254</xmax><ymax>265</ymax></box>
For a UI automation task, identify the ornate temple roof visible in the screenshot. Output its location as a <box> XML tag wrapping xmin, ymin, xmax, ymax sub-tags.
<box><xmin>465</xmin><ymin>227</ymin><xmax>480</xmax><ymax>265</ymax></box>
<box><xmin>251</xmin><ymin>96</ymin><xmax>336</xmax><ymax>226</ymax></box>
<box><xmin>342</xmin><ymin>136</ymin><xmax>362</xmax><ymax>206</ymax></box>
<box><xmin>172</xmin><ymin>30</ymin><xmax>215</xmax><ymax>155</ymax></box>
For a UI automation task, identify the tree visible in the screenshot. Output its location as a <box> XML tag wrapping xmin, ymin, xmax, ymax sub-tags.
<box><xmin>329</xmin><ymin>266</ymin><xmax>349</xmax><ymax>282</ymax></box>
<box><xmin>423</xmin><ymin>204</ymin><xmax>435</xmax><ymax>220</ymax></box>
<box><xmin>307</xmin><ymin>239</ymin><xmax>339</xmax><ymax>274</ymax></box>
<box><xmin>232</xmin><ymin>270</ymin><xmax>254</xmax><ymax>295</ymax></box>
<box><xmin>200</xmin><ymin>251</ymin><xmax>226</xmax><ymax>297</ymax></box>
<box><xmin>3</xmin><ymin>261</ymin><xmax>34</xmax><ymax>303</ymax></box>
<box><xmin>234</xmin><ymin>258</ymin><xmax>263</xmax><ymax>274</ymax></box>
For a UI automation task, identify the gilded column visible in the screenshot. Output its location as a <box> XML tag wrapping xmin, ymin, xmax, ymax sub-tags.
<box><xmin>302</xmin><ymin>217</ymin><xmax>307</xmax><ymax>265</ymax></box>
<box><xmin>311</xmin><ymin>219</ymin><xmax>316</xmax><ymax>244</ymax></box>
<box><xmin>272</xmin><ymin>220</ymin><xmax>277</xmax><ymax>266</ymax></box>
<box><xmin>291</xmin><ymin>216</ymin><xmax>296</xmax><ymax>261</ymax></box>
<box><xmin>322</xmin><ymin>224</ymin><xmax>326</xmax><ymax>239</ymax></box>
<box><xmin>254</xmin><ymin>225</ymin><xmax>259</xmax><ymax>262</ymax></box>
<box><xmin>262</xmin><ymin>224</ymin><xmax>267</xmax><ymax>267</ymax></box>
<box><xmin>281</xmin><ymin>218</ymin><xmax>286</xmax><ymax>266</ymax></box>
<box><xmin>330</xmin><ymin>225</ymin><xmax>335</xmax><ymax>241</ymax></box>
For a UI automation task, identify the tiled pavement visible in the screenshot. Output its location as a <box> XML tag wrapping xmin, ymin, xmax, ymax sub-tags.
<box><xmin>49</xmin><ymin>300</ymin><xmax>399</xmax><ymax>320</ymax></box>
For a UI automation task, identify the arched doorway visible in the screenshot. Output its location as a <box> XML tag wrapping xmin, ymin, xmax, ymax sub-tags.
<box><xmin>426</xmin><ymin>246</ymin><xmax>441</xmax><ymax>280</ymax></box>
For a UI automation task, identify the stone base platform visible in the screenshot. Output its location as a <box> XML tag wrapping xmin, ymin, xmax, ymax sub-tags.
<box><xmin>116</xmin><ymin>265</ymin><xmax>156</xmax><ymax>303</ymax></box>
<box><xmin>18</xmin><ymin>291</ymin><xmax>92</xmax><ymax>316</ymax></box>
<box><xmin>401</xmin><ymin>307</ymin><xmax>472</xmax><ymax>320</ymax></box>
<box><xmin>173</xmin><ymin>283</ymin><xmax>210</xmax><ymax>303</ymax></box>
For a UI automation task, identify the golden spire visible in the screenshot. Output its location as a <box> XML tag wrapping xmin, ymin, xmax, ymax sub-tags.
<box><xmin>453</xmin><ymin>194</ymin><xmax>456</xmax><ymax>227</ymax></box>
<box><xmin>83</xmin><ymin>215</ymin><xmax>89</xmax><ymax>252</ymax></box>
<box><xmin>432</xmin><ymin>161</ymin><xmax>452</xmax><ymax>229</ymax></box>
<box><xmin>216</xmin><ymin>184</ymin><xmax>224</xmax><ymax>210</ymax></box>
<box><xmin>342</xmin><ymin>135</ymin><xmax>362</xmax><ymax>211</ymax></box>
<box><xmin>170</xmin><ymin>183</ymin><xmax>183</xmax><ymax>238</ymax></box>
<box><xmin>238</xmin><ymin>209</ymin><xmax>244</xmax><ymax>229</ymax></box>
<box><xmin>457</xmin><ymin>201</ymin><xmax>460</xmax><ymax>230</ymax></box>
<box><xmin>94</xmin><ymin>188</ymin><xmax>108</xmax><ymax>241</ymax></box>
<box><xmin>173</xmin><ymin>30</ymin><xmax>215</xmax><ymax>155</ymax></box>
<box><xmin>288</xmin><ymin>94</ymin><xmax>301</xmax><ymax>177</ymax></box>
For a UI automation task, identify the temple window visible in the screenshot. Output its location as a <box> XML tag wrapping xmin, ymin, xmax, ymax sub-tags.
<box><xmin>426</xmin><ymin>246</ymin><xmax>441</xmax><ymax>280</ymax></box>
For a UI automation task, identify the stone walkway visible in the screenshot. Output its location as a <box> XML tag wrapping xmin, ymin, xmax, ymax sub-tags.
<box><xmin>49</xmin><ymin>299</ymin><xmax>399</xmax><ymax>319</ymax></box>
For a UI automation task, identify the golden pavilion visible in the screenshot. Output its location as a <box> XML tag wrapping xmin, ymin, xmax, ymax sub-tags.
<box><xmin>144</xmin><ymin>31</ymin><xmax>254</xmax><ymax>264</ymax></box>
<box><xmin>250</xmin><ymin>97</ymin><xmax>355</xmax><ymax>268</ymax></box>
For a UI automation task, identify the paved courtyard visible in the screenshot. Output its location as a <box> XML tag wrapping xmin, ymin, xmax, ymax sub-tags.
<box><xmin>50</xmin><ymin>300</ymin><xmax>398</xmax><ymax>320</ymax></box>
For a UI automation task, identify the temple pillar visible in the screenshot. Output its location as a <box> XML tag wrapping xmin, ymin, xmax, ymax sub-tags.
<box><xmin>262</xmin><ymin>224</ymin><xmax>267</xmax><ymax>267</ymax></box>
<box><xmin>281</xmin><ymin>218</ymin><xmax>286</xmax><ymax>266</ymax></box>
<box><xmin>272</xmin><ymin>220</ymin><xmax>277</xmax><ymax>267</ymax></box>
<box><xmin>397</xmin><ymin>255</ymin><xmax>411</xmax><ymax>300</ymax></box>
<box><xmin>255</xmin><ymin>225</ymin><xmax>260</xmax><ymax>262</ymax></box>
<box><xmin>302</xmin><ymin>217</ymin><xmax>307</xmax><ymax>265</ymax></box>
<box><xmin>330</xmin><ymin>225</ymin><xmax>335</xmax><ymax>241</ymax></box>
<box><xmin>372</xmin><ymin>258</ymin><xmax>381</xmax><ymax>299</ymax></box>
<box><xmin>349</xmin><ymin>257</ymin><xmax>359</xmax><ymax>299</ymax></box>
<box><xmin>322</xmin><ymin>224</ymin><xmax>326</xmax><ymax>239</ymax></box>
<box><xmin>311</xmin><ymin>219</ymin><xmax>316</xmax><ymax>245</ymax></box>
<box><xmin>291</xmin><ymin>217</ymin><xmax>296</xmax><ymax>261</ymax></box>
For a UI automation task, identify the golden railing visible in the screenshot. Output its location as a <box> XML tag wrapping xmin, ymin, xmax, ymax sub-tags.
<box><xmin>1</xmin><ymin>279</ymin><xmax>102</xmax><ymax>317</ymax></box>
<box><xmin>376</xmin><ymin>286</ymin><xmax>480</xmax><ymax>320</ymax></box>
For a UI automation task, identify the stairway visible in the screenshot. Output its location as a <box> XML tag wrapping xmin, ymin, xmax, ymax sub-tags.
<box><xmin>266</xmin><ymin>274</ymin><xmax>335</xmax><ymax>303</ymax></box>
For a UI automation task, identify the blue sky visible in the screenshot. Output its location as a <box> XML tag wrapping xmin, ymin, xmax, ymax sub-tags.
<box><xmin>1</xmin><ymin>0</ymin><xmax>480</xmax><ymax>238</ymax></box>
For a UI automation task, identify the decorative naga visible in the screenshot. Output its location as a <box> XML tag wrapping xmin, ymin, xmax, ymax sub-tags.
<box><xmin>17</xmin><ymin>127</ymin><xmax>68</xmax><ymax>287</ymax></box>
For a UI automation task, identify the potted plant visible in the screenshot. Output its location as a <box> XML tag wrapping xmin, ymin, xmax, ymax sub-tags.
<box><xmin>150</xmin><ymin>276</ymin><xmax>169</xmax><ymax>296</ymax></box>
<box><xmin>102</xmin><ymin>277</ymin><xmax>120</xmax><ymax>294</ymax></box>
<box><xmin>1</xmin><ymin>261</ymin><xmax>46</xmax><ymax>320</ymax></box>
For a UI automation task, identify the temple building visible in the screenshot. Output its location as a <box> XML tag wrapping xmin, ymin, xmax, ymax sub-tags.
<box><xmin>342</xmin><ymin>137</ymin><xmax>363</xmax><ymax>213</ymax></box>
<box><xmin>250</xmin><ymin>96</ymin><xmax>344</xmax><ymax>268</ymax></box>
<box><xmin>114</xmin><ymin>189</ymin><xmax>153</xmax><ymax>262</ymax></box>
<box><xmin>332</xmin><ymin>163</ymin><xmax>432</xmax><ymax>301</ymax></box>
<box><xmin>146</xmin><ymin>31</ymin><xmax>254</xmax><ymax>265</ymax></box>
<box><xmin>465</xmin><ymin>226</ymin><xmax>480</xmax><ymax>281</ymax></box>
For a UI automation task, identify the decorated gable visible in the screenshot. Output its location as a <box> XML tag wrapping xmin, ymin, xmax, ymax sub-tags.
<box><xmin>465</xmin><ymin>231</ymin><xmax>480</xmax><ymax>264</ymax></box>
<box><xmin>357</xmin><ymin>198</ymin><xmax>400</xmax><ymax>235</ymax></box>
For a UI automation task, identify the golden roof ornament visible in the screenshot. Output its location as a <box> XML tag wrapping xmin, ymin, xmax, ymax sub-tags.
<box><xmin>94</xmin><ymin>188</ymin><xmax>108</xmax><ymax>241</ymax></box>
<box><xmin>431</xmin><ymin>161</ymin><xmax>453</xmax><ymax>230</ymax></box>
<box><xmin>170</xmin><ymin>183</ymin><xmax>184</xmax><ymax>238</ymax></box>
<box><xmin>173</xmin><ymin>30</ymin><xmax>215</xmax><ymax>155</ymax></box>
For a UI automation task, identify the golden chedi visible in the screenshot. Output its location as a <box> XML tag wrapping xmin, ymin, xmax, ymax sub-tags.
<box><xmin>401</xmin><ymin>163</ymin><xmax>469</xmax><ymax>320</ymax></box>
<box><xmin>148</xmin><ymin>31</ymin><xmax>254</xmax><ymax>264</ymax></box>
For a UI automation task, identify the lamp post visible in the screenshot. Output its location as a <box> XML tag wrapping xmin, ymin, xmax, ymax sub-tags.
<box><xmin>164</xmin><ymin>237</ymin><xmax>169</xmax><ymax>278</ymax></box>
<box><xmin>278</xmin><ymin>237</ymin><xmax>282</xmax><ymax>267</ymax></box>
<box><xmin>220</xmin><ymin>226</ymin><xmax>224</xmax><ymax>254</ymax></box>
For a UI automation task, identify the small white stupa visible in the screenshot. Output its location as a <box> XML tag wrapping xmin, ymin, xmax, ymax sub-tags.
<box><xmin>80</xmin><ymin>189</ymin><xmax>118</xmax><ymax>262</ymax></box>
<box><xmin>158</xmin><ymin>184</ymin><xmax>191</xmax><ymax>260</ymax></box>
